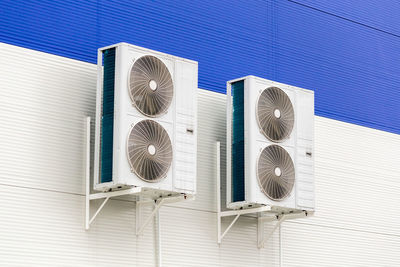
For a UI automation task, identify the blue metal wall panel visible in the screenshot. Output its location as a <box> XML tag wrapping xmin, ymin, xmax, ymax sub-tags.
<box><xmin>1</xmin><ymin>0</ymin><xmax>400</xmax><ymax>134</ymax></box>
<box><xmin>292</xmin><ymin>0</ymin><xmax>400</xmax><ymax>37</ymax></box>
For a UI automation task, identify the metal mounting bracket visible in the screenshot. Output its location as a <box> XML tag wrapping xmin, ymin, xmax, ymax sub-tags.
<box><xmin>257</xmin><ymin>211</ymin><xmax>308</xmax><ymax>248</ymax></box>
<box><xmin>85</xmin><ymin>186</ymin><xmax>144</xmax><ymax>230</ymax></box>
<box><xmin>215</xmin><ymin>141</ymin><xmax>310</xmax><ymax>248</ymax></box>
<box><xmin>135</xmin><ymin>194</ymin><xmax>191</xmax><ymax>236</ymax></box>
<box><xmin>84</xmin><ymin>117</ymin><xmax>193</xmax><ymax>232</ymax></box>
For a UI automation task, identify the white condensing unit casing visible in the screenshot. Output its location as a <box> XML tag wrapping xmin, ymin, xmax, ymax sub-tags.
<box><xmin>227</xmin><ymin>76</ymin><xmax>314</xmax><ymax>212</ymax></box>
<box><xmin>94</xmin><ymin>43</ymin><xmax>198</xmax><ymax>196</ymax></box>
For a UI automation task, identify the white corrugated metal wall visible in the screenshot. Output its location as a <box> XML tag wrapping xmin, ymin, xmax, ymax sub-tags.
<box><xmin>1</xmin><ymin>43</ymin><xmax>400</xmax><ymax>266</ymax></box>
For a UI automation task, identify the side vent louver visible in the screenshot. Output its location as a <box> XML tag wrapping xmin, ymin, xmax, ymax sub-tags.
<box><xmin>100</xmin><ymin>48</ymin><xmax>116</xmax><ymax>183</ymax></box>
<box><xmin>231</xmin><ymin>80</ymin><xmax>245</xmax><ymax>202</ymax></box>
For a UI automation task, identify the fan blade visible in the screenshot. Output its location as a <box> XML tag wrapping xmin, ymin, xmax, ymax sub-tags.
<box><xmin>257</xmin><ymin>145</ymin><xmax>295</xmax><ymax>201</ymax></box>
<box><xmin>129</xmin><ymin>55</ymin><xmax>173</xmax><ymax>117</ymax></box>
<box><xmin>127</xmin><ymin>120</ymin><xmax>173</xmax><ymax>182</ymax></box>
<box><xmin>257</xmin><ymin>87</ymin><xmax>294</xmax><ymax>141</ymax></box>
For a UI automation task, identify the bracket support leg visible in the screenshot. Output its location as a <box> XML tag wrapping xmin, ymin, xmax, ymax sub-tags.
<box><xmin>136</xmin><ymin>198</ymin><xmax>168</xmax><ymax>236</ymax></box>
<box><xmin>258</xmin><ymin>215</ymin><xmax>286</xmax><ymax>249</ymax></box>
<box><xmin>218</xmin><ymin>214</ymin><xmax>241</xmax><ymax>244</ymax></box>
<box><xmin>86</xmin><ymin>197</ymin><xmax>110</xmax><ymax>230</ymax></box>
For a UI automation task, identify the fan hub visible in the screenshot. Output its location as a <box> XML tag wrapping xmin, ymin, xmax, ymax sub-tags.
<box><xmin>147</xmin><ymin>144</ymin><xmax>156</xmax><ymax>155</ymax></box>
<box><xmin>274</xmin><ymin>109</ymin><xmax>281</xmax><ymax>119</ymax></box>
<box><xmin>274</xmin><ymin>167</ymin><xmax>282</xmax><ymax>177</ymax></box>
<box><xmin>149</xmin><ymin>80</ymin><xmax>158</xmax><ymax>91</ymax></box>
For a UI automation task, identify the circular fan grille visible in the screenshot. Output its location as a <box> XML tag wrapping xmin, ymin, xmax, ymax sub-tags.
<box><xmin>256</xmin><ymin>87</ymin><xmax>294</xmax><ymax>141</ymax></box>
<box><xmin>127</xmin><ymin>120</ymin><xmax>173</xmax><ymax>182</ymax></box>
<box><xmin>129</xmin><ymin>55</ymin><xmax>173</xmax><ymax>117</ymax></box>
<box><xmin>257</xmin><ymin>145</ymin><xmax>295</xmax><ymax>201</ymax></box>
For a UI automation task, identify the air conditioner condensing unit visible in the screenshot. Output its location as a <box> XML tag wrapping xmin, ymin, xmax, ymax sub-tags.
<box><xmin>94</xmin><ymin>43</ymin><xmax>198</xmax><ymax>197</ymax></box>
<box><xmin>227</xmin><ymin>76</ymin><xmax>314</xmax><ymax>212</ymax></box>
